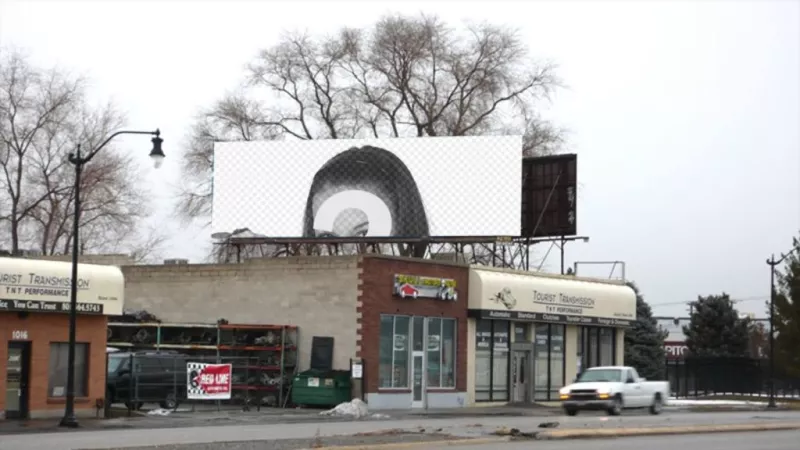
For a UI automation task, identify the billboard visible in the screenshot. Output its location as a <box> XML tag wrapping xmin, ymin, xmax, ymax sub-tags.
<box><xmin>520</xmin><ymin>154</ymin><xmax>577</xmax><ymax>237</ymax></box>
<box><xmin>211</xmin><ymin>136</ymin><xmax>522</xmax><ymax>238</ymax></box>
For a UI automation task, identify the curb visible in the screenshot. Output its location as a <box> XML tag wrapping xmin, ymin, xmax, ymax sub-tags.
<box><xmin>536</xmin><ymin>421</ymin><xmax>800</xmax><ymax>440</ymax></box>
<box><xmin>297</xmin><ymin>437</ymin><xmax>511</xmax><ymax>450</ymax></box>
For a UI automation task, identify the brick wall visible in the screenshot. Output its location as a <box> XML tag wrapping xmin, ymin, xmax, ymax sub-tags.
<box><xmin>357</xmin><ymin>256</ymin><xmax>469</xmax><ymax>393</ymax></box>
<box><xmin>0</xmin><ymin>312</ymin><xmax>107</xmax><ymax>419</ymax></box>
<box><xmin>122</xmin><ymin>256</ymin><xmax>361</xmax><ymax>371</ymax></box>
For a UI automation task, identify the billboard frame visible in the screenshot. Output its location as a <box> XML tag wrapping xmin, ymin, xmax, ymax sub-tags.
<box><xmin>521</xmin><ymin>153</ymin><xmax>578</xmax><ymax>238</ymax></box>
<box><xmin>213</xmin><ymin>234</ymin><xmax>591</xmax><ymax>271</ymax></box>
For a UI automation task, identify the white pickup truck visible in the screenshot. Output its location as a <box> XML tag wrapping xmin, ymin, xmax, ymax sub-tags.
<box><xmin>558</xmin><ymin>366</ymin><xmax>670</xmax><ymax>416</ymax></box>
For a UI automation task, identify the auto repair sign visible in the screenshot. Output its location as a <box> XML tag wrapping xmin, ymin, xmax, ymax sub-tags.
<box><xmin>186</xmin><ymin>362</ymin><xmax>232</xmax><ymax>400</ymax></box>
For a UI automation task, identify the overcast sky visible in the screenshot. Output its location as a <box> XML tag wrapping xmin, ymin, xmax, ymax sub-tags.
<box><xmin>2</xmin><ymin>0</ymin><xmax>798</xmax><ymax>317</ymax></box>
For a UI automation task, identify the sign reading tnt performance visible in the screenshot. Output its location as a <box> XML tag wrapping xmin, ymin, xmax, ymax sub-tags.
<box><xmin>0</xmin><ymin>299</ymin><xmax>104</xmax><ymax>314</ymax></box>
<box><xmin>186</xmin><ymin>363</ymin><xmax>232</xmax><ymax>400</ymax></box>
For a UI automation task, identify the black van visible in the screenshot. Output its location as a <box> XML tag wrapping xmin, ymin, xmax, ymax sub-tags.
<box><xmin>106</xmin><ymin>350</ymin><xmax>188</xmax><ymax>410</ymax></box>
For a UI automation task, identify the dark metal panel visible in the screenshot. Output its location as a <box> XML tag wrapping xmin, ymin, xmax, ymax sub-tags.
<box><xmin>521</xmin><ymin>154</ymin><xmax>578</xmax><ymax>238</ymax></box>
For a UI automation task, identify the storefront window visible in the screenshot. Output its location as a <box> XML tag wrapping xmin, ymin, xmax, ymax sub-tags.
<box><xmin>48</xmin><ymin>343</ymin><xmax>88</xmax><ymax>397</ymax></box>
<box><xmin>441</xmin><ymin>319</ymin><xmax>456</xmax><ymax>388</ymax></box>
<box><xmin>381</xmin><ymin>315</ymin><xmax>458</xmax><ymax>390</ymax></box>
<box><xmin>491</xmin><ymin>320</ymin><xmax>510</xmax><ymax>401</ymax></box>
<box><xmin>427</xmin><ymin>318</ymin><xmax>442</xmax><ymax>388</ymax></box>
<box><xmin>379</xmin><ymin>315</ymin><xmax>394</xmax><ymax>387</ymax></box>
<box><xmin>378</xmin><ymin>315</ymin><xmax>411</xmax><ymax>388</ymax></box>
<box><xmin>589</xmin><ymin>328</ymin><xmax>599</xmax><ymax>367</ymax></box>
<box><xmin>579</xmin><ymin>326</ymin><xmax>617</xmax><ymax>371</ymax></box>
<box><xmin>599</xmin><ymin>328</ymin><xmax>615</xmax><ymax>366</ymax></box>
<box><xmin>549</xmin><ymin>325</ymin><xmax>565</xmax><ymax>399</ymax></box>
<box><xmin>394</xmin><ymin>316</ymin><xmax>411</xmax><ymax>387</ymax></box>
<box><xmin>534</xmin><ymin>324</ymin><xmax>549</xmax><ymax>400</ymax></box>
<box><xmin>475</xmin><ymin>319</ymin><xmax>492</xmax><ymax>401</ymax></box>
<box><xmin>576</xmin><ymin>326</ymin><xmax>584</xmax><ymax>376</ymax></box>
<box><xmin>413</xmin><ymin>316</ymin><xmax>424</xmax><ymax>352</ymax></box>
<box><xmin>513</xmin><ymin>323</ymin><xmax>528</xmax><ymax>343</ymax></box>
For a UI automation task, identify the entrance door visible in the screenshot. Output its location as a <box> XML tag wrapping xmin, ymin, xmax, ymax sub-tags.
<box><xmin>411</xmin><ymin>350</ymin><xmax>425</xmax><ymax>408</ymax></box>
<box><xmin>5</xmin><ymin>342</ymin><xmax>31</xmax><ymax>419</ymax></box>
<box><xmin>511</xmin><ymin>350</ymin><xmax>531</xmax><ymax>403</ymax></box>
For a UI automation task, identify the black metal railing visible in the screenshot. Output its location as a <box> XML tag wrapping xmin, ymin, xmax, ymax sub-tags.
<box><xmin>667</xmin><ymin>356</ymin><xmax>800</xmax><ymax>399</ymax></box>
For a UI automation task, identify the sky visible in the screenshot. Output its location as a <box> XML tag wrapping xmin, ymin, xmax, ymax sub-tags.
<box><xmin>1</xmin><ymin>0</ymin><xmax>798</xmax><ymax>318</ymax></box>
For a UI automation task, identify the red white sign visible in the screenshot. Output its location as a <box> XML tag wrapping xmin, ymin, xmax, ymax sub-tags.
<box><xmin>186</xmin><ymin>362</ymin><xmax>232</xmax><ymax>400</ymax></box>
<box><xmin>664</xmin><ymin>342</ymin><xmax>689</xmax><ymax>360</ymax></box>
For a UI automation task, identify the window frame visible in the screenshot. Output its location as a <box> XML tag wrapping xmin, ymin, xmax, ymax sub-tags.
<box><xmin>379</xmin><ymin>314</ymin><xmax>459</xmax><ymax>391</ymax></box>
<box><xmin>47</xmin><ymin>342</ymin><xmax>90</xmax><ymax>399</ymax></box>
<box><xmin>475</xmin><ymin>319</ymin><xmax>513</xmax><ymax>402</ymax></box>
<box><xmin>579</xmin><ymin>326</ymin><xmax>618</xmax><ymax>372</ymax></box>
<box><xmin>381</xmin><ymin>314</ymin><xmax>412</xmax><ymax>390</ymax></box>
<box><xmin>433</xmin><ymin>317</ymin><xmax>457</xmax><ymax>390</ymax></box>
<box><xmin>426</xmin><ymin>317</ymin><xmax>442</xmax><ymax>388</ymax></box>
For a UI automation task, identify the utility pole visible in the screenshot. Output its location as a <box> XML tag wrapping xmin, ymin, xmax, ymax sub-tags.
<box><xmin>765</xmin><ymin>253</ymin><xmax>788</xmax><ymax>409</ymax></box>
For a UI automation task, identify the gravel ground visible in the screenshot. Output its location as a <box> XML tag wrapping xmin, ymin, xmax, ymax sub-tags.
<box><xmin>88</xmin><ymin>433</ymin><xmax>470</xmax><ymax>450</ymax></box>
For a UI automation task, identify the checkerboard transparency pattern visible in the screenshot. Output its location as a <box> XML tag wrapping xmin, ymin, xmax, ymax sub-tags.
<box><xmin>211</xmin><ymin>136</ymin><xmax>522</xmax><ymax>238</ymax></box>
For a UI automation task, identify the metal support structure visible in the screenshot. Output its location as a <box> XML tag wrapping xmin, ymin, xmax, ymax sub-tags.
<box><xmin>60</xmin><ymin>129</ymin><xmax>163</xmax><ymax>428</ymax></box>
<box><xmin>212</xmin><ymin>235</ymin><xmax>590</xmax><ymax>272</ymax></box>
<box><xmin>573</xmin><ymin>260</ymin><xmax>626</xmax><ymax>281</ymax></box>
<box><xmin>766</xmin><ymin>252</ymin><xmax>791</xmax><ymax>409</ymax></box>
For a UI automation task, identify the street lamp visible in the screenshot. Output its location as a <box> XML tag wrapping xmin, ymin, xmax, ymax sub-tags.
<box><xmin>766</xmin><ymin>252</ymin><xmax>790</xmax><ymax>409</ymax></box>
<box><xmin>59</xmin><ymin>129</ymin><xmax>164</xmax><ymax>428</ymax></box>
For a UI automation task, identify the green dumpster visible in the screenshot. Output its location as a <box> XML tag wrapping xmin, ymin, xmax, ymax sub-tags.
<box><xmin>291</xmin><ymin>369</ymin><xmax>351</xmax><ymax>407</ymax></box>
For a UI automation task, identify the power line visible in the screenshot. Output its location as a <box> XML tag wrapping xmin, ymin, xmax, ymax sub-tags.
<box><xmin>650</xmin><ymin>295</ymin><xmax>769</xmax><ymax>308</ymax></box>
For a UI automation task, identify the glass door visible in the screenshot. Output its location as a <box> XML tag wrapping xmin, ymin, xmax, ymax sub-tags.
<box><xmin>6</xmin><ymin>342</ymin><xmax>31</xmax><ymax>419</ymax></box>
<box><xmin>411</xmin><ymin>351</ymin><xmax>425</xmax><ymax>408</ymax></box>
<box><xmin>511</xmin><ymin>351</ymin><xmax>530</xmax><ymax>403</ymax></box>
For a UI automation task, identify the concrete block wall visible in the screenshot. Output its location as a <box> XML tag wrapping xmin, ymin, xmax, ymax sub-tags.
<box><xmin>121</xmin><ymin>256</ymin><xmax>361</xmax><ymax>371</ymax></box>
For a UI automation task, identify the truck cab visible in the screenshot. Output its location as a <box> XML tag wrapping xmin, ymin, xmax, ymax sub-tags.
<box><xmin>559</xmin><ymin>366</ymin><xmax>670</xmax><ymax>416</ymax></box>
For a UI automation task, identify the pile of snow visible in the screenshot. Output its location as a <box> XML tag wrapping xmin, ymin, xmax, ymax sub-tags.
<box><xmin>320</xmin><ymin>399</ymin><xmax>370</xmax><ymax>418</ymax></box>
<box><xmin>147</xmin><ymin>408</ymin><xmax>172</xmax><ymax>416</ymax></box>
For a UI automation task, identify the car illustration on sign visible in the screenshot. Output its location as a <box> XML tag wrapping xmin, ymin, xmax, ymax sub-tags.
<box><xmin>395</xmin><ymin>283</ymin><xmax>419</xmax><ymax>298</ymax></box>
<box><xmin>438</xmin><ymin>282</ymin><xmax>458</xmax><ymax>301</ymax></box>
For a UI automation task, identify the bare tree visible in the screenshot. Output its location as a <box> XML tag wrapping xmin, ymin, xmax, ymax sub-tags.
<box><xmin>0</xmin><ymin>48</ymin><xmax>82</xmax><ymax>253</ymax></box>
<box><xmin>178</xmin><ymin>14</ymin><xmax>566</xmax><ymax>225</ymax></box>
<box><xmin>0</xmin><ymin>47</ymin><xmax>164</xmax><ymax>258</ymax></box>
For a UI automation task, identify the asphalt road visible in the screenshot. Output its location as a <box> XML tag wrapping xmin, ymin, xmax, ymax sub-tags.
<box><xmin>2</xmin><ymin>410</ymin><xmax>800</xmax><ymax>450</ymax></box>
<box><xmin>445</xmin><ymin>430</ymin><xmax>800</xmax><ymax>450</ymax></box>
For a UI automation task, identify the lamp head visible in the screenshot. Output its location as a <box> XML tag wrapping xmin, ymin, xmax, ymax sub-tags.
<box><xmin>149</xmin><ymin>129</ymin><xmax>165</xmax><ymax>169</ymax></box>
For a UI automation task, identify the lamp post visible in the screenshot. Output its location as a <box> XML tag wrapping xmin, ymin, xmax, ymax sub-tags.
<box><xmin>766</xmin><ymin>252</ymin><xmax>790</xmax><ymax>409</ymax></box>
<box><xmin>59</xmin><ymin>129</ymin><xmax>164</xmax><ymax>428</ymax></box>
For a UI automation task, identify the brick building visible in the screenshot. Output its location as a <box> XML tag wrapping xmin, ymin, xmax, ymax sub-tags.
<box><xmin>0</xmin><ymin>257</ymin><xmax>124</xmax><ymax>420</ymax></box>
<box><xmin>1</xmin><ymin>252</ymin><xmax>637</xmax><ymax>419</ymax></box>
<box><xmin>116</xmin><ymin>254</ymin><xmax>635</xmax><ymax>410</ymax></box>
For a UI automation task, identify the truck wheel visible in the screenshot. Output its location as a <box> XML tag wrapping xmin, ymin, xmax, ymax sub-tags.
<box><xmin>159</xmin><ymin>393</ymin><xmax>179</xmax><ymax>410</ymax></box>
<box><xmin>607</xmin><ymin>395</ymin><xmax>623</xmax><ymax>416</ymax></box>
<box><xmin>125</xmin><ymin>401</ymin><xmax>143</xmax><ymax>411</ymax></box>
<box><xmin>649</xmin><ymin>394</ymin><xmax>663</xmax><ymax>415</ymax></box>
<box><xmin>564</xmin><ymin>407</ymin><xmax>579</xmax><ymax>416</ymax></box>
